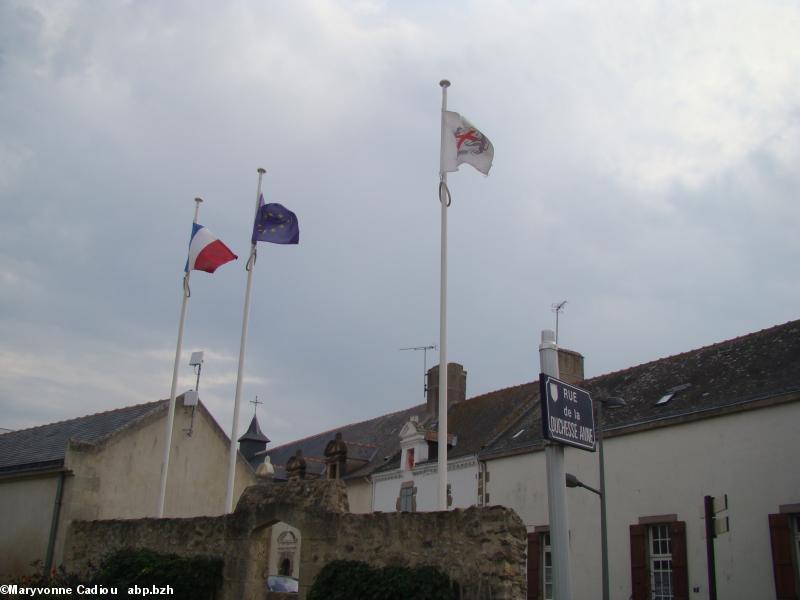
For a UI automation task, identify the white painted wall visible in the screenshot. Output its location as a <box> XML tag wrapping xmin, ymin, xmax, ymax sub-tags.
<box><xmin>1</xmin><ymin>400</ymin><xmax>258</xmax><ymax>576</ymax></box>
<box><xmin>345</xmin><ymin>478</ymin><xmax>373</xmax><ymax>514</ymax></box>
<box><xmin>0</xmin><ymin>474</ymin><xmax>60</xmax><ymax>576</ymax></box>
<box><xmin>372</xmin><ymin>457</ymin><xmax>478</xmax><ymax>512</ymax></box>
<box><xmin>485</xmin><ymin>401</ymin><xmax>800</xmax><ymax>600</ymax></box>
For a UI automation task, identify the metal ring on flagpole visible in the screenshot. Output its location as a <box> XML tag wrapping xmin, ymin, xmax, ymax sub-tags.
<box><xmin>246</xmin><ymin>248</ymin><xmax>257</xmax><ymax>272</ymax></box>
<box><xmin>183</xmin><ymin>274</ymin><xmax>191</xmax><ymax>298</ymax></box>
<box><xmin>439</xmin><ymin>180</ymin><xmax>451</xmax><ymax>207</ymax></box>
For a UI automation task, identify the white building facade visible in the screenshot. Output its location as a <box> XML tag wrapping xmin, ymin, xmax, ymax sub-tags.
<box><xmin>369</xmin><ymin>321</ymin><xmax>800</xmax><ymax>600</ymax></box>
<box><xmin>484</xmin><ymin>398</ymin><xmax>800</xmax><ymax>600</ymax></box>
<box><xmin>267</xmin><ymin>320</ymin><xmax>800</xmax><ymax>600</ymax></box>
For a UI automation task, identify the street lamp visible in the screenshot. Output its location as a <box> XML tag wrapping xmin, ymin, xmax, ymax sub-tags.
<box><xmin>598</xmin><ymin>396</ymin><xmax>625</xmax><ymax>600</ymax></box>
<box><xmin>566</xmin><ymin>396</ymin><xmax>626</xmax><ymax>600</ymax></box>
<box><xmin>565</xmin><ymin>472</ymin><xmax>600</xmax><ymax>496</ymax></box>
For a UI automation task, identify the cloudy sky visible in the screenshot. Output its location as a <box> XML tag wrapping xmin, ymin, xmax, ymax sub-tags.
<box><xmin>2</xmin><ymin>0</ymin><xmax>798</xmax><ymax>447</ymax></box>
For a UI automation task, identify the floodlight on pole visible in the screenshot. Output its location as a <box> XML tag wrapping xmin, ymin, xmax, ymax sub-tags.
<box><xmin>183</xmin><ymin>351</ymin><xmax>204</xmax><ymax>433</ymax></box>
<box><xmin>189</xmin><ymin>351</ymin><xmax>204</xmax><ymax>390</ymax></box>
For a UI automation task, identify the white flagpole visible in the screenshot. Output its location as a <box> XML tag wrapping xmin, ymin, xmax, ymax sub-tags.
<box><xmin>225</xmin><ymin>168</ymin><xmax>266</xmax><ymax>513</ymax></box>
<box><xmin>158</xmin><ymin>197</ymin><xmax>202</xmax><ymax>518</ymax></box>
<box><xmin>437</xmin><ymin>79</ymin><xmax>450</xmax><ymax>511</ymax></box>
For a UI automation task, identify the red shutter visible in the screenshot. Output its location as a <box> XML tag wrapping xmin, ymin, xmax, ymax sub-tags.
<box><xmin>670</xmin><ymin>521</ymin><xmax>689</xmax><ymax>600</ymax></box>
<box><xmin>769</xmin><ymin>513</ymin><xmax>798</xmax><ymax>600</ymax></box>
<box><xmin>630</xmin><ymin>524</ymin><xmax>648</xmax><ymax>600</ymax></box>
<box><xmin>527</xmin><ymin>532</ymin><xmax>540</xmax><ymax>600</ymax></box>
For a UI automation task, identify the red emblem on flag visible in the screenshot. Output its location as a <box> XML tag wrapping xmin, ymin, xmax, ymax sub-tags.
<box><xmin>454</xmin><ymin>126</ymin><xmax>490</xmax><ymax>156</ymax></box>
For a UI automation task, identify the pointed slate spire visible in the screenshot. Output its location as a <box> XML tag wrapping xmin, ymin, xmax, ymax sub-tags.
<box><xmin>238</xmin><ymin>415</ymin><xmax>270</xmax><ymax>465</ymax></box>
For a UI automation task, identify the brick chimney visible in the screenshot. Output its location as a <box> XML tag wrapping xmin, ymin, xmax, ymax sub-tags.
<box><xmin>426</xmin><ymin>363</ymin><xmax>467</xmax><ymax>417</ymax></box>
<box><xmin>558</xmin><ymin>348</ymin><xmax>584</xmax><ymax>384</ymax></box>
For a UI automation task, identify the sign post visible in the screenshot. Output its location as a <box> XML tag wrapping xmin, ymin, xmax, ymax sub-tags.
<box><xmin>704</xmin><ymin>494</ymin><xmax>729</xmax><ymax>600</ymax></box>
<box><xmin>540</xmin><ymin>334</ymin><xmax>599</xmax><ymax>599</ymax></box>
<box><xmin>540</xmin><ymin>330</ymin><xmax>574</xmax><ymax>600</ymax></box>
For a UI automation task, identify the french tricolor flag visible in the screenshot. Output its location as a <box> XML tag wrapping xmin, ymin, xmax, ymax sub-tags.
<box><xmin>185</xmin><ymin>223</ymin><xmax>238</xmax><ymax>273</ymax></box>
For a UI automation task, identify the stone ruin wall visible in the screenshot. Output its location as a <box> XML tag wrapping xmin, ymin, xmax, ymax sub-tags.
<box><xmin>64</xmin><ymin>479</ymin><xmax>527</xmax><ymax>600</ymax></box>
<box><xmin>308</xmin><ymin>507</ymin><xmax>527</xmax><ymax>598</ymax></box>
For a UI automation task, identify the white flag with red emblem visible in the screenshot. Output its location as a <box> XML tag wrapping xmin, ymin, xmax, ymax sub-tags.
<box><xmin>442</xmin><ymin>110</ymin><xmax>494</xmax><ymax>175</ymax></box>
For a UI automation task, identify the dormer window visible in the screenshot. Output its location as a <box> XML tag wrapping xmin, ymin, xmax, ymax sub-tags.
<box><xmin>399</xmin><ymin>417</ymin><xmax>429</xmax><ymax>472</ymax></box>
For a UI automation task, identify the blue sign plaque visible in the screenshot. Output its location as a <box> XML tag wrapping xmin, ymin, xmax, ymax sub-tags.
<box><xmin>540</xmin><ymin>374</ymin><xmax>596</xmax><ymax>451</ymax></box>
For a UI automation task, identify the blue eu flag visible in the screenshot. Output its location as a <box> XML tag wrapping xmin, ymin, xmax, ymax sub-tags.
<box><xmin>251</xmin><ymin>195</ymin><xmax>299</xmax><ymax>245</ymax></box>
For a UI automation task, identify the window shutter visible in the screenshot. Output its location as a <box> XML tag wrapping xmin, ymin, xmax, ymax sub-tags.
<box><xmin>629</xmin><ymin>524</ymin><xmax>648</xmax><ymax>600</ymax></box>
<box><xmin>769</xmin><ymin>513</ymin><xmax>798</xmax><ymax>600</ymax></box>
<box><xmin>670</xmin><ymin>521</ymin><xmax>690</xmax><ymax>600</ymax></box>
<box><xmin>527</xmin><ymin>532</ymin><xmax>540</xmax><ymax>600</ymax></box>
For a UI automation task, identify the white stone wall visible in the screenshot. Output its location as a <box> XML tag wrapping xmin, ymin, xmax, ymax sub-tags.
<box><xmin>485</xmin><ymin>400</ymin><xmax>800</xmax><ymax>600</ymax></box>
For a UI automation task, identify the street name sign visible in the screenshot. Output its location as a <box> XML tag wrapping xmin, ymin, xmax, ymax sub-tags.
<box><xmin>540</xmin><ymin>374</ymin><xmax>596</xmax><ymax>451</ymax></box>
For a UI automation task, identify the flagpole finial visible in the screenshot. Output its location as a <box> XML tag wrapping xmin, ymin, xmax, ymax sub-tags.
<box><xmin>257</xmin><ymin>168</ymin><xmax>266</xmax><ymax>174</ymax></box>
<box><xmin>439</xmin><ymin>80</ymin><xmax>450</xmax><ymax>88</ymax></box>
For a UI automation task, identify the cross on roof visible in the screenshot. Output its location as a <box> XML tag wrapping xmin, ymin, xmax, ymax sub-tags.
<box><xmin>250</xmin><ymin>396</ymin><xmax>263</xmax><ymax>416</ymax></box>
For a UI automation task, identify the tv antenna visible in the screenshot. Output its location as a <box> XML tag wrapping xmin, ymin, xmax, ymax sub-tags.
<box><xmin>400</xmin><ymin>345</ymin><xmax>438</xmax><ymax>400</ymax></box>
<box><xmin>552</xmin><ymin>300</ymin><xmax>567</xmax><ymax>344</ymax></box>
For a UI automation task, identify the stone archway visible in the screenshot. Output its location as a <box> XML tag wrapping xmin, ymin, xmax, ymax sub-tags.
<box><xmin>225</xmin><ymin>479</ymin><xmax>349</xmax><ymax>599</ymax></box>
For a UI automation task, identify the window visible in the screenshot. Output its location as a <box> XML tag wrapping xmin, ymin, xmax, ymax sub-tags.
<box><xmin>399</xmin><ymin>487</ymin><xmax>413</xmax><ymax>511</ymax></box>
<box><xmin>630</xmin><ymin>519</ymin><xmax>688</xmax><ymax>600</ymax></box>
<box><xmin>396</xmin><ymin>482</ymin><xmax>417</xmax><ymax>512</ymax></box>
<box><xmin>655</xmin><ymin>383</ymin><xmax>691</xmax><ymax>406</ymax></box>
<box><xmin>649</xmin><ymin>525</ymin><xmax>673</xmax><ymax>600</ymax></box>
<box><xmin>526</xmin><ymin>530</ymin><xmax>552</xmax><ymax>600</ymax></box>
<box><xmin>795</xmin><ymin>516</ymin><xmax>800</xmax><ymax>582</ymax></box>
<box><xmin>405</xmin><ymin>448</ymin><xmax>415</xmax><ymax>470</ymax></box>
<box><xmin>542</xmin><ymin>532</ymin><xmax>553</xmax><ymax>600</ymax></box>
<box><xmin>655</xmin><ymin>393</ymin><xmax>674</xmax><ymax>405</ymax></box>
<box><xmin>768</xmin><ymin>511</ymin><xmax>800</xmax><ymax>598</ymax></box>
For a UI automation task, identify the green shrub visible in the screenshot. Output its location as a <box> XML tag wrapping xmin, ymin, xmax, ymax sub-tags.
<box><xmin>308</xmin><ymin>559</ymin><xmax>457</xmax><ymax>600</ymax></box>
<box><xmin>3</xmin><ymin>551</ymin><xmax>223</xmax><ymax>600</ymax></box>
<box><xmin>94</xmin><ymin>549</ymin><xmax>223</xmax><ymax>600</ymax></box>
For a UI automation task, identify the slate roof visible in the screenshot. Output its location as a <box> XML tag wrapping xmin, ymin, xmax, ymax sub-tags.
<box><xmin>265</xmin><ymin>404</ymin><xmax>430</xmax><ymax>480</ymax></box>
<box><xmin>481</xmin><ymin>319</ymin><xmax>800</xmax><ymax>458</ymax></box>
<box><xmin>373</xmin><ymin>382</ymin><xmax>537</xmax><ymax>474</ymax></box>
<box><xmin>265</xmin><ymin>379</ymin><xmax>537</xmax><ymax>479</ymax></box>
<box><xmin>0</xmin><ymin>400</ymin><xmax>167</xmax><ymax>475</ymax></box>
<box><xmin>265</xmin><ymin>319</ymin><xmax>800</xmax><ymax>478</ymax></box>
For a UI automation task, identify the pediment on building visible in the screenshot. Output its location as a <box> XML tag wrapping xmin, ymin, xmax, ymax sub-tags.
<box><xmin>399</xmin><ymin>418</ymin><xmax>425</xmax><ymax>441</ymax></box>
